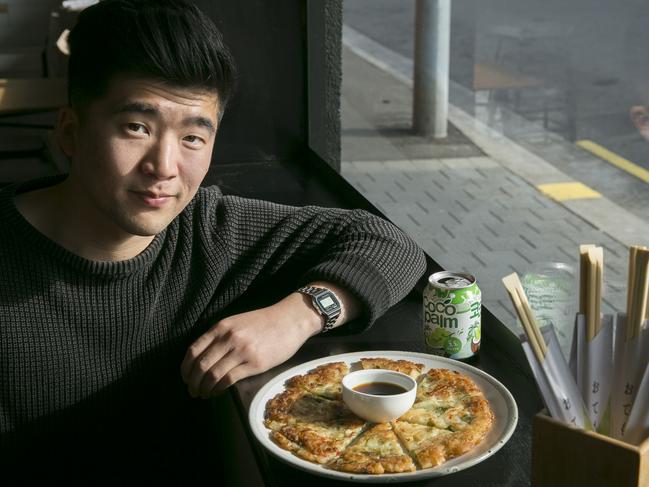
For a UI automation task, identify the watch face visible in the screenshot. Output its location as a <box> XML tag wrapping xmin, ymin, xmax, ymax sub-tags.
<box><xmin>319</xmin><ymin>296</ymin><xmax>335</xmax><ymax>309</ymax></box>
<box><xmin>316</xmin><ymin>293</ymin><xmax>340</xmax><ymax>313</ymax></box>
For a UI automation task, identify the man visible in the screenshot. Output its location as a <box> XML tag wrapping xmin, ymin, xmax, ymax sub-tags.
<box><xmin>0</xmin><ymin>0</ymin><xmax>425</xmax><ymax>482</ymax></box>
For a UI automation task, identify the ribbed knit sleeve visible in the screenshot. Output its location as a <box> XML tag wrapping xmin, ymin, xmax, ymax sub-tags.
<box><xmin>210</xmin><ymin>193</ymin><xmax>427</xmax><ymax>331</ymax></box>
<box><xmin>0</xmin><ymin>179</ymin><xmax>425</xmax><ymax>480</ymax></box>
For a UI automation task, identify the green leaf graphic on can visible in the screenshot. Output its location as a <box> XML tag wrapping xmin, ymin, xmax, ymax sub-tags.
<box><xmin>427</xmin><ymin>327</ymin><xmax>452</xmax><ymax>348</ymax></box>
<box><xmin>444</xmin><ymin>336</ymin><xmax>462</xmax><ymax>355</ymax></box>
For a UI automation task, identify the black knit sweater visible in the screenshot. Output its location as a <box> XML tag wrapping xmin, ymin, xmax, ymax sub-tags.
<box><xmin>0</xmin><ymin>177</ymin><xmax>425</xmax><ymax>483</ymax></box>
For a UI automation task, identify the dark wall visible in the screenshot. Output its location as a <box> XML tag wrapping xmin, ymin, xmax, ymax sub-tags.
<box><xmin>193</xmin><ymin>0</ymin><xmax>308</xmax><ymax>165</ymax></box>
<box><xmin>193</xmin><ymin>1</ymin><xmax>342</xmax><ymax>170</ymax></box>
<box><xmin>308</xmin><ymin>1</ymin><xmax>342</xmax><ymax>171</ymax></box>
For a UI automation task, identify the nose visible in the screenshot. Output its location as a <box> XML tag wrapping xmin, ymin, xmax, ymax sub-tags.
<box><xmin>141</xmin><ymin>133</ymin><xmax>179</xmax><ymax>180</ymax></box>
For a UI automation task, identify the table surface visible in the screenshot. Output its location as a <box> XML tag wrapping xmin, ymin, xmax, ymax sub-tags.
<box><xmin>204</xmin><ymin>156</ymin><xmax>542</xmax><ymax>487</ymax></box>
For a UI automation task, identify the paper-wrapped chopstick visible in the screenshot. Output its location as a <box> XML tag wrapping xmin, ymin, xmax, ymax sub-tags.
<box><xmin>571</xmin><ymin>245</ymin><xmax>613</xmax><ymax>433</ymax></box>
<box><xmin>571</xmin><ymin>245</ymin><xmax>595</xmax><ymax>379</ymax></box>
<box><xmin>612</xmin><ymin>247</ymin><xmax>649</xmax><ymax>440</ymax></box>
<box><xmin>612</xmin><ymin>312</ymin><xmax>649</xmax><ymax>440</ymax></box>
<box><xmin>574</xmin><ymin>312</ymin><xmax>614</xmax><ymax>434</ymax></box>
<box><xmin>624</xmin><ymin>357</ymin><xmax>649</xmax><ymax>445</ymax></box>
<box><xmin>503</xmin><ymin>273</ymin><xmax>589</xmax><ymax>429</ymax></box>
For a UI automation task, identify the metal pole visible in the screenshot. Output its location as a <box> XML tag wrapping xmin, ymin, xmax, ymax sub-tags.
<box><xmin>413</xmin><ymin>0</ymin><xmax>451</xmax><ymax>138</ymax></box>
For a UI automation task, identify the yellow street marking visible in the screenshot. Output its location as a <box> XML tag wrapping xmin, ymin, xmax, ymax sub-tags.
<box><xmin>577</xmin><ymin>139</ymin><xmax>649</xmax><ymax>184</ymax></box>
<box><xmin>537</xmin><ymin>182</ymin><xmax>602</xmax><ymax>201</ymax></box>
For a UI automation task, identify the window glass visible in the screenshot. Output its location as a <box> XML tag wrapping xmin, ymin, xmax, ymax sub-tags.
<box><xmin>342</xmin><ymin>0</ymin><xmax>649</xmax><ymax>354</ymax></box>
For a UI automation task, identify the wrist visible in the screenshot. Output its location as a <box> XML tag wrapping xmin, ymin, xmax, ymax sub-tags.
<box><xmin>295</xmin><ymin>291</ymin><xmax>327</xmax><ymax>337</ymax></box>
<box><xmin>296</xmin><ymin>285</ymin><xmax>342</xmax><ymax>334</ymax></box>
<box><xmin>272</xmin><ymin>292</ymin><xmax>324</xmax><ymax>338</ymax></box>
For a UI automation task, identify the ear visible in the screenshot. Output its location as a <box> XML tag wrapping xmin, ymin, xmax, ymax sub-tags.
<box><xmin>630</xmin><ymin>105</ymin><xmax>649</xmax><ymax>143</ymax></box>
<box><xmin>56</xmin><ymin>106</ymin><xmax>80</xmax><ymax>157</ymax></box>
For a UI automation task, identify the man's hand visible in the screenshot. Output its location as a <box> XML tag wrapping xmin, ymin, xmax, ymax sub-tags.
<box><xmin>180</xmin><ymin>282</ymin><xmax>361</xmax><ymax>398</ymax></box>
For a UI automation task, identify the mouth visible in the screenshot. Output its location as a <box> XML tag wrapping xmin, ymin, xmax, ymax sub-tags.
<box><xmin>131</xmin><ymin>190</ymin><xmax>176</xmax><ymax>208</ymax></box>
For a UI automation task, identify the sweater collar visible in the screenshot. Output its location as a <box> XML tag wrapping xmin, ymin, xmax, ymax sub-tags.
<box><xmin>0</xmin><ymin>176</ymin><xmax>169</xmax><ymax>278</ymax></box>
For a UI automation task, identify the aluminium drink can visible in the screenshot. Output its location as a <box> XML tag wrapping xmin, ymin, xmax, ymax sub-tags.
<box><xmin>423</xmin><ymin>271</ymin><xmax>481</xmax><ymax>360</ymax></box>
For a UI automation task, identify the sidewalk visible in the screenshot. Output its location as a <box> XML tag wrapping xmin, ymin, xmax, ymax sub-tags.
<box><xmin>340</xmin><ymin>27</ymin><xmax>649</xmax><ymax>354</ymax></box>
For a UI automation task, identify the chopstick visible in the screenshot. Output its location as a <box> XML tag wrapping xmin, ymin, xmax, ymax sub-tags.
<box><xmin>637</xmin><ymin>257</ymin><xmax>649</xmax><ymax>336</ymax></box>
<box><xmin>587</xmin><ymin>249</ymin><xmax>597</xmax><ymax>340</ymax></box>
<box><xmin>628</xmin><ymin>249</ymin><xmax>649</xmax><ymax>341</ymax></box>
<box><xmin>627</xmin><ymin>246</ymin><xmax>641</xmax><ymax>319</ymax></box>
<box><xmin>502</xmin><ymin>273</ymin><xmax>548</xmax><ymax>362</ymax></box>
<box><xmin>580</xmin><ymin>244</ymin><xmax>595</xmax><ymax>316</ymax></box>
<box><xmin>590</xmin><ymin>247</ymin><xmax>603</xmax><ymax>339</ymax></box>
<box><xmin>580</xmin><ymin>245</ymin><xmax>603</xmax><ymax>341</ymax></box>
<box><xmin>627</xmin><ymin>247</ymin><xmax>647</xmax><ymax>340</ymax></box>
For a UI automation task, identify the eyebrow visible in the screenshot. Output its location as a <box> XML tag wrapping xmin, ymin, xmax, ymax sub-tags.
<box><xmin>113</xmin><ymin>101</ymin><xmax>217</xmax><ymax>135</ymax></box>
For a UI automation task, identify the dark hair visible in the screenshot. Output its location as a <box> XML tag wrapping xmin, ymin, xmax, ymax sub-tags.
<box><xmin>67</xmin><ymin>0</ymin><xmax>237</xmax><ymax>119</ymax></box>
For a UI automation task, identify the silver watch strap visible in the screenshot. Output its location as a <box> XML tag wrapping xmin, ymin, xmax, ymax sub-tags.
<box><xmin>297</xmin><ymin>286</ymin><xmax>341</xmax><ymax>332</ymax></box>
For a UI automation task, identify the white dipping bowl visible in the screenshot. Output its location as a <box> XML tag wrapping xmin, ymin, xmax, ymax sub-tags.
<box><xmin>342</xmin><ymin>369</ymin><xmax>417</xmax><ymax>423</ymax></box>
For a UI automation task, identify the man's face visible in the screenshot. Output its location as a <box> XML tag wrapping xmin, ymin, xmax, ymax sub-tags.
<box><xmin>61</xmin><ymin>76</ymin><xmax>219</xmax><ymax>238</ymax></box>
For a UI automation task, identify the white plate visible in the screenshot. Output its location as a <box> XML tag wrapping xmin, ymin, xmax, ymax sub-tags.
<box><xmin>249</xmin><ymin>350</ymin><xmax>518</xmax><ymax>483</ymax></box>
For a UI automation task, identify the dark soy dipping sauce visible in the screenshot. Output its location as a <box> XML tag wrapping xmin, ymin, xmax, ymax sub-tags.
<box><xmin>353</xmin><ymin>382</ymin><xmax>408</xmax><ymax>395</ymax></box>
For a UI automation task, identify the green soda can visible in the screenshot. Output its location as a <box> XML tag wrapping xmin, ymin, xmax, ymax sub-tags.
<box><xmin>423</xmin><ymin>271</ymin><xmax>481</xmax><ymax>360</ymax></box>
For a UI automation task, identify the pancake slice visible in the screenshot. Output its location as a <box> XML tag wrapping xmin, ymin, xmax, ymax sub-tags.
<box><xmin>360</xmin><ymin>357</ymin><xmax>425</xmax><ymax>380</ymax></box>
<box><xmin>285</xmin><ymin>361</ymin><xmax>348</xmax><ymax>400</ymax></box>
<box><xmin>330</xmin><ymin>423</ymin><xmax>416</xmax><ymax>474</ymax></box>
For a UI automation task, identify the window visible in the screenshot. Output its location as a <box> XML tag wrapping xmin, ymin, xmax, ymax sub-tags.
<box><xmin>341</xmin><ymin>0</ymin><xmax>649</xmax><ymax>354</ymax></box>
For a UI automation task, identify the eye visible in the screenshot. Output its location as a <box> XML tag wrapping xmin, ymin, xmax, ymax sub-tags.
<box><xmin>126</xmin><ymin>123</ymin><xmax>149</xmax><ymax>135</ymax></box>
<box><xmin>183</xmin><ymin>135</ymin><xmax>205</xmax><ymax>147</ymax></box>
